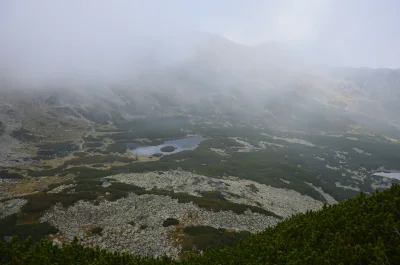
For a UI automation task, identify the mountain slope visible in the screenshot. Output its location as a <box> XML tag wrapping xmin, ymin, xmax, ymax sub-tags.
<box><xmin>1</xmin><ymin>34</ymin><xmax>400</xmax><ymax>169</ymax></box>
<box><xmin>2</xmin><ymin>184</ymin><xmax>399</xmax><ymax>264</ymax></box>
<box><xmin>1</xmin><ymin>35</ymin><xmax>400</xmax><ymax>135</ymax></box>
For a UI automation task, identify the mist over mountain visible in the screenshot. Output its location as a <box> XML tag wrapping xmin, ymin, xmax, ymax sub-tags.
<box><xmin>1</xmin><ymin>1</ymin><xmax>400</xmax><ymax>262</ymax></box>
<box><xmin>1</xmin><ymin>32</ymin><xmax>400</xmax><ymax>139</ymax></box>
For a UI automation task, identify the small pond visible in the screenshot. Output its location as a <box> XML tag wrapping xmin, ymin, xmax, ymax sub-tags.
<box><xmin>128</xmin><ymin>136</ymin><xmax>203</xmax><ymax>156</ymax></box>
<box><xmin>372</xmin><ymin>172</ymin><xmax>400</xmax><ymax>181</ymax></box>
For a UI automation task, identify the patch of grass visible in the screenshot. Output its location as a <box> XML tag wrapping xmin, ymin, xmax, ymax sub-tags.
<box><xmin>21</xmin><ymin>192</ymin><xmax>97</xmax><ymax>216</ymax></box>
<box><xmin>73</xmin><ymin>152</ymin><xmax>86</xmax><ymax>157</ymax></box>
<box><xmin>67</xmin><ymin>167</ymin><xmax>112</xmax><ymax>179</ymax></box>
<box><xmin>200</xmin><ymin>137</ymin><xmax>244</xmax><ymax>149</ymax></box>
<box><xmin>36</xmin><ymin>141</ymin><xmax>78</xmax><ymax>157</ymax></box>
<box><xmin>199</xmin><ymin>191</ymin><xmax>226</xmax><ymax>201</ymax></box>
<box><xmin>60</xmin><ymin>155</ymin><xmax>134</xmax><ymax>168</ymax></box>
<box><xmin>0</xmin><ymin>170</ymin><xmax>24</xmax><ymax>179</ymax></box>
<box><xmin>108</xmin><ymin>182</ymin><xmax>144</xmax><ymax>192</ymax></box>
<box><xmin>30</xmin><ymin>166</ymin><xmax>107</xmax><ymax>178</ymax></box>
<box><xmin>83</xmin><ymin>142</ymin><xmax>103</xmax><ymax>148</ymax></box>
<box><xmin>0</xmin><ymin>214</ymin><xmax>58</xmax><ymax>242</ymax></box>
<box><xmin>37</xmin><ymin>141</ymin><xmax>77</xmax><ymax>152</ymax></box>
<box><xmin>104</xmin><ymin>142</ymin><xmax>128</xmax><ymax>154</ymax></box>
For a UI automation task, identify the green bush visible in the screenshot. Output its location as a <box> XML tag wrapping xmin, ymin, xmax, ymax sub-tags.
<box><xmin>182</xmin><ymin>226</ymin><xmax>251</xmax><ymax>252</ymax></box>
<box><xmin>162</xmin><ymin>218</ymin><xmax>179</xmax><ymax>227</ymax></box>
<box><xmin>91</xmin><ymin>227</ymin><xmax>103</xmax><ymax>235</ymax></box>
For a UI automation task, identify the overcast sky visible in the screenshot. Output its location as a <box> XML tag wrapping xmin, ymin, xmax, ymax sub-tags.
<box><xmin>0</xmin><ymin>0</ymin><xmax>399</xmax><ymax>78</ymax></box>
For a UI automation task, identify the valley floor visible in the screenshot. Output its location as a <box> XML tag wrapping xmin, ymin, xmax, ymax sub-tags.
<box><xmin>1</xmin><ymin>118</ymin><xmax>400</xmax><ymax>257</ymax></box>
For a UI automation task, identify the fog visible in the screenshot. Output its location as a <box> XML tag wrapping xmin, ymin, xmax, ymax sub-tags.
<box><xmin>0</xmin><ymin>0</ymin><xmax>399</xmax><ymax>86</ymax></box>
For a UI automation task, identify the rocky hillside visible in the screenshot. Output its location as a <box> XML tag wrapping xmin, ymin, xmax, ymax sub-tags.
<box><xmin>2</xmin><ymin>184</ymin><xmax>399</xmax><ymax>264</ymax></box>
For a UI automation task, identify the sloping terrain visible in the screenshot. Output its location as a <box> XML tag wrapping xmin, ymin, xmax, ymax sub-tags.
<box><xmin>1</xmin><ymin>34</ymin><xmax>400</xmax><ymax>261</ymax></box>
<box><xmin>1</xmin><ymin>36</ymin><xmax>400</xmax><ymax>148</ymax></box>
<box><xmin>2</xmin><ymin>184</ymin><xmax>399</xmax><ymax>264</ymax></box>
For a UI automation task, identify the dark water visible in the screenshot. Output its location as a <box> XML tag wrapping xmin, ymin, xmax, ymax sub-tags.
<box><xmin>129</xmin><ymin>136</ymin><xmax>203</xmax><ymax>156</ymax></box>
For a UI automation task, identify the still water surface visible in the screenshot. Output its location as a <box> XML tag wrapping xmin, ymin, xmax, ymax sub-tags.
<box><xmin>129</xmin><ymin>136</ymin><xmax>203</xmax><ymax>156</ymax></box>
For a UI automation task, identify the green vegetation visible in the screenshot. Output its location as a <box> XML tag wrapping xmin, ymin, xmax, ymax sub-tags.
<box><xmin>83</xmin><ymin>142</ymin><xmax>103</xmax><ymax>148</ymax></box>
<box><xmin>10</xmin><ymin>128</ymin><xmax>39</xmax><ymax>142</ymax></box>
<box><xmin>104</xmin><ymin>142</ymin><xmax>128</xmax><ymax>154</ymax></box>
<box><xmin>160</xmin><ymin>146</ymin><xmax>176</xmax><ymax>152</ymax></box>
<box><xmin>199</xmin><ymin>190</ymin><xmax>226</xmax><ymax>201</ymax></box>
<box><xmin>91</xmin><ymin>227</ymin><xmax>103</xmax><ymax>235</ymax></box>
<box><xmin>3</xmin><ymin>185</ymin><xmax>400</xmax><ymax>264</ymax></box>
<box><xmin>25</xmin><ymin>120</ymin><xmax>400</xmax><ymax>202</ymax></box>
<box><xmin>110</xmin><ymin>149</ymin><xmax>325</xmax><ymax>201</ymax></box>
<box><xmin>83</xmin><ymin>135</ymin><xmax>103</xmax><ymax>142</ymax></box>
<box><xmin>0</xmin><ymin>170</ymin><xmax>23</xmax><ymax>179</ymax></box>
<box><xmin>37</xmin><ymin>141</ymin><xmax>77</xmax><ymax>152</ymax></box>
<box><xmin>181</xmin><ymin>226</ymin><xmax>251</xmax><ymax>253</ymax></box>
<box><xmin>36</xmin><ymin>141</ymin><xmax>78</xmax><ymax>157</ymax></box>
<box><xmin>21</xmin><ymin>192</ymin><xmax>97</xmax><ymax>215</ymax></box>
<box><xmin>200</xmin><ymin>137</ymin><xmax>244</xmax><ymax>149</ymax></box>
<box><xmin>73</xmin><ymin>152</ymin><xmax>86</xmax><ymax>157</ymax></box>
<box><xmin>0</xmin><ymin>215</ymin><xmax>58</xmax><ymax>242</ymax></box>
<box><xmin>28</xmin><ymin>166</ymin><xmax>111</xmax><ymax>178</ymax></box>
<box><xmin>59</xmin><ymin>155</ymin><xmax>134</xmax><ymax>168</ymax></box>
<box><xmin>162</xmin><ymin>218</ymin><xmax>179</xmax><ymax>227</ymax></box>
